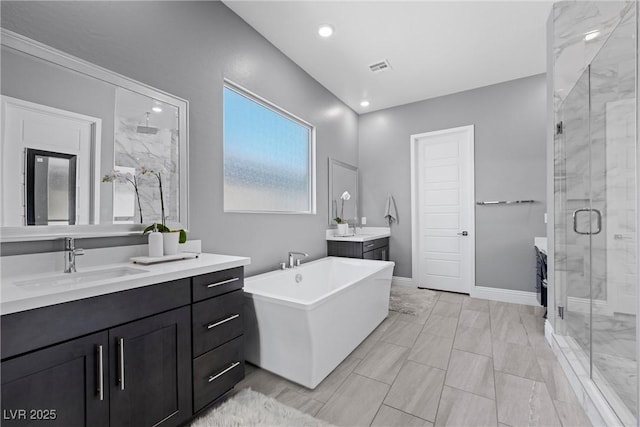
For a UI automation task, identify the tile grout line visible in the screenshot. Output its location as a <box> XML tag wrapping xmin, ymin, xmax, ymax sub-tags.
<box><xmin>489</xmin><ymin>303</ymin><xmax>501</xmax><ymax>426</ymax></box>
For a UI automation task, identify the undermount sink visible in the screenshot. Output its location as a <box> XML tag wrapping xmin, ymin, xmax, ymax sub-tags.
<box><xmin>15</xmin><ymin>266</ymin><xmax>149</xmax><ymax>290</ymax></box>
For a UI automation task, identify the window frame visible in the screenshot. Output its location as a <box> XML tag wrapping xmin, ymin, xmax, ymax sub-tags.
<box><xmin>222</xmin><ymin>80</ymin><xmax>317</xmax><ymax>214</ymax></box>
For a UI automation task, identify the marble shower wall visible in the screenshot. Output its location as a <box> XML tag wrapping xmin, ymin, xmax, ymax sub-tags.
<box><xmin>553</xmin><ymin>0</ymin><xmax>636</xmax><ymax>307</ymax></box>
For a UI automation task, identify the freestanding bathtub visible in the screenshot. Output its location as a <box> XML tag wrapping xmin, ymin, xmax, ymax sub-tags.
<box><xmin>244</xmin><ymin>256</ymin><xmax>395</xmax><ymax>389</ymax></box>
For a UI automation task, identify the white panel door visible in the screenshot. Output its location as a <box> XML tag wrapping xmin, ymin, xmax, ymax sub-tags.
<box><xmin>1</xmin><ymin>96</ymin><xmax>100</xmax><ymax>226</ymax></box>
<box><xmin>411</xmin><ymin>126</ymin><xmax>474</xmax><ymax>294</ymax></box>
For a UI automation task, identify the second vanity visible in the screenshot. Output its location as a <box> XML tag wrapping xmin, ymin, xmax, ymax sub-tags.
<box><xmin>326</xmin><ymin>227</ymin><xmax>390</xmax><ymax>261</ymax></box>
<box><xmin>0</xmin><ymin>249</ymin><xmax>250</xmax><ymax>427</ymax></box>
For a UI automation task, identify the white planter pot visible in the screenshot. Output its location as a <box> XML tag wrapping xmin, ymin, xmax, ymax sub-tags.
<box><xmin>148</xmin><ymin>231</ymin><xmax>163</xmax><ymax>257</ymax></box>
<box><xmin>337</xmin><ymin>223</ymin><xmax>349</xmax><ymax>236</ymax></box>
<box><xmin>163</xmin><ymin>231</ymin><xmax>180</xmax><ymax>255</ymax></box>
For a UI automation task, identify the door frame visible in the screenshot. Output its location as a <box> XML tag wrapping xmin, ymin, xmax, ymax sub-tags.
<box><xmin>410</xmin><ymin>125</ymin><xmax>475</xmax><ymax>292</ymax></box>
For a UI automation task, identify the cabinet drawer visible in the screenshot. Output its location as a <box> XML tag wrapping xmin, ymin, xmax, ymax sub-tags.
<box><xmin>192</xmin><ymin>290</ymin><xmax>243</xmax><ymax>357</ymax></box>
<box><xmin>193</xmin><ymin>336</ymin><xmax>244</xmax><ymax>413</ymax></box>
<box><xmin>362</xmin><ymin>237</ymin><xmax>389</xmax><ymax>252</ymax></box>
<box><xmin>192</xmin><ymin>267</ymin><xmax>244</xmax><ymax>302</ymax></box>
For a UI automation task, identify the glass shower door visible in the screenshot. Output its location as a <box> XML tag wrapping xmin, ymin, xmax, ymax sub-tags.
<box><xmin>589</xmin><ymin>11</ymin><xmax>637</xmax><ymax>423</ymax></box>
<box><xmin>555</xmin><ymin>8</ymin><xmax>637</xmax><ymax>424</ymax></box>
<box><xmin>555</xmin><ymin>67</ymin><xmax>592</xmax><ymax>374</ymax></box>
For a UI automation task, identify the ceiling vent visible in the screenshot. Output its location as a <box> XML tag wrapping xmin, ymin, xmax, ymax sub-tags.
<box><xmin>368</xmin><ymin>59</ymin><xmax>392</xmax><ymax>74</ymax></box>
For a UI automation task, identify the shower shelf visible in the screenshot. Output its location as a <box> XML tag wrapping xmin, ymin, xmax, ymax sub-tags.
<box><xmin>476</xmin><ymin>200</ymin><xmax>536</xmax><ymax>205</ymax></box>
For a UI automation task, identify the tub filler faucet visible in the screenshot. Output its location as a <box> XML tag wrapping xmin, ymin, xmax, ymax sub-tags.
<box><xmin>288</xmin><ymin>251</ymin><xmax>308</xmax><ymax>268</ymax></box>
<box><xmin>64</xmin><ymin>237</ymin><xmax>85</xmax><ymax>273</ymax></box>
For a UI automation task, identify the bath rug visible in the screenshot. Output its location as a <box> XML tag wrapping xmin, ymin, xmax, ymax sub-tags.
<box><xmin>190</xmin><ymin>388</ymin><xmax>333</xmax><ymax>427</ymax></box>
<box><xmin>389</xmin><ymin>284</ymin><xmax>438</xmax><ymax>316</ymax></box>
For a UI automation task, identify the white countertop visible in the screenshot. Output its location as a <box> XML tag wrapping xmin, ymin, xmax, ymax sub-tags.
<box><xmin>1</xmin><ymin>253</ymin><xmax>251</xmax><ymax>315</ymax></box>
<box><xmin>326</xmin><ymin>226</ymin><xmax>391</xmax><ymax>242</ymax></box>
<box><xmin>534</xmin><ymin>237</ymin><xmax>547</xmax><ymax>254</ymax></box>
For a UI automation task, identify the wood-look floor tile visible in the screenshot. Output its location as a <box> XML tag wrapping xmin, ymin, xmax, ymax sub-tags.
<box><xmin>274</xmin><ymin>388</ymin><xmax>325</xmax><ymax>416</ymax></box>
<box><xmin>444</xmin><ymin>349</ymin><xmax>495</xmax><ymax>399</ymax></box>
<box><xmin>492</xmin><ymin>340</ymin><xmax>544</xmax><ymax>381</ymax></box>
<box><xmin>462</xmin><ymin>297</ymin><xmax>490</xmax><ymax>313</ymax></box>
<box><xmin>453</xmin><ymin>324</ymin><xmax>493</xmax><ymax>356</ymax></box>
<box><xmin>423</xmin><ymin>314</ymin><xmax>458</xmax><ymax>338</ymax></box>
<box><xmin>491</xmin><ymin>319</ymin><xmax>530</xmax><ymax>346</ymax></box>
<box><xmin>380</xmin><ymin>319</ymin><xmax>423</xmax><ymax>348</ymax></box>
<box><xmin>235</xmin><ymin>367</ymin><xmax>299</xmax><ymax>397</ymax></box>
<box><xmin>435</xmin><ymin>386</ymin><xmax>498</xmax><ymax>427</ymax></box>
<box><xmin>495</xmin><ymin>372</ymin><xmax>561</xmax><ymax>427</ymax></box>
<box><xmin>354</xmin><ymin>341</ymin><xmax>409</xmax><ymax>384</ymax></box>
<box><xmin>372</xmin><ymin>405</ymin><xmax>432</xmax><ymax>427</ymax></box>
<box><xmin>553</xmin><ymin>400</ymin><xmax>592</xmax><ymax>427</ymax></box>
<box><xmin>408</xmin><ymin>332</ymin><xmax>453</xmax><ymax>370</ymax></box>
<box><xmin>431</xmin><ymin>301</ymin><xmax>462</xmax><ymax>319</ymax></box>
<box><xmin>458</xmin><ymin>309</ymin><xmax>491</xmax><ymax>330</ymax></box>
<box><xmin>395</xmin><ymin>309</ymin><xmax>432</xmax><ymax>325</ymax></box>
<box><xmin>298</xmin><ymin>353</ymin><xmax>362</xmax><ymax>403</ymax></box>
<box><xmin>438</xmin><ymin>292</ymin><xmax>465</xmax><ymax>304</ymax></box>
<box><xmin>536</xmin><ymin>356</ymin><xmax>580</xmax><ymax>404</ymax></box>
<box><xmin>384</xmin><ymin>361</ymin><xmax>446</xmax><ymax>422</ymax></box>
<box><xmin>520</xmin><ymin>313</ymin><xmax>545</xmax><ymax>337</ymax></box>
<box><xmin>316</xmin><ymin>373</ymin><xmax>389</xmax><ymax>426</ymax></box>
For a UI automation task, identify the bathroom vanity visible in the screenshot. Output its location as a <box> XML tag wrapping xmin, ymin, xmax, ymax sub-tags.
<box><xmin>1</xmin><ymin>253</ymin><xmax>250</xmax><ymax>427</ymax></box>
<box><xmin>326</xmin><ymin>227</ymin><xmax>391</xmax><ymax>261</ymax></box>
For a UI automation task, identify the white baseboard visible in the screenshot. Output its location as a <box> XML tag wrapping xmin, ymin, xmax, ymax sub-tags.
<box><xmin>470</xmin><ymin>286</ymin><xmax>539</xmax><ymax>306</ymax></box>
<box><xmin>392</xmin><ymin>276</ymin><xmax>415</xmax><ymax>287</ymax></box>
<box><xmin>566</xmin><ymin>296</ymin><xmax>613</xmax><ymax>316</ymax></box>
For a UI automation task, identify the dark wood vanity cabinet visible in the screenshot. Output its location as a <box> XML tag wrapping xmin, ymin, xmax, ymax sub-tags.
<box><xmin>1</xmin><ymin>266</ymin><xmax>246</xmax><ymax>427</ymax></box>
<box><xmin>327</xmin><ymin>237</ymin><xmax>390</xmax><ymax>261</ymax></box>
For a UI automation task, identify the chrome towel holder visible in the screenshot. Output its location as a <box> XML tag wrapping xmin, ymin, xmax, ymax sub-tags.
<box><xmin>476</xmin><ymin>200</ymin><xmax>536</xmax><ymax>205</ymax></box>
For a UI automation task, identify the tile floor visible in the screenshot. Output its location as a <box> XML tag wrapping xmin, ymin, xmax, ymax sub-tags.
<box><xmin>234</xmin><ymin>290</ymin><xmax>592</xmax><ymax>426</ymax></box>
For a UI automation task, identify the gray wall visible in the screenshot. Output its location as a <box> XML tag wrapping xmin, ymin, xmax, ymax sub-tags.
<box><xmin>358</xmin><ymin>74</ymin><xmax>547</xmax><ymax>292</ymax></box>
<box><xmin>0</xmin><ymin>1</ymin><xmax>359</xmax><ymax>275</ymax></box>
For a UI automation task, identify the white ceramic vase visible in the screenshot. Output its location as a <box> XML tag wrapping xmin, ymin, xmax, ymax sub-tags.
<box><xmin>337</xmin><ymin>223</ymin><xmax>349</xmax><ymax>236</ymax></box>
<box><xmin>163</xmin><ymin>231</ymin><xmax>180</xmax><ymax>255</ymax></box>
<box><xmin>148</xmin><ymin>231</ymin><xmax>163</xmax><ymax>258</ymax></box>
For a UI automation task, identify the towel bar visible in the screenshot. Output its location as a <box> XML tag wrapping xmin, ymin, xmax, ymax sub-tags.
<box><xmin>476</xmin><ymin>200</ymin><xmax>535</xmax><ymax>205</ymax></box>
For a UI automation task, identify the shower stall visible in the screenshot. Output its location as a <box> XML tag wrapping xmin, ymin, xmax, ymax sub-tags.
<box><xmin>553</xmin><ymin>4</ymin><xmax>637</xmax><ymax>425</ymax></box>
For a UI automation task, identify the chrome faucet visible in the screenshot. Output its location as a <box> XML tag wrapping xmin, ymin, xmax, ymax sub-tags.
<box><xmin>288</xmin><ymin>251</ymin><xmax>308</xmax><ymax>268</ymax></box>
<box><xmin>64</xmin><ymin>237</ymin><xmax>85</xmax><ymax>273</ymax></box>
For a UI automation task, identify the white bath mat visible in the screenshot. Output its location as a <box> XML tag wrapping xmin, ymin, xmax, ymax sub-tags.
<box><xmin>190</xmin><ymin>388</ymin><xmax>333</xmax><ymax>427</ymax></box>
<box><xmin>389</xmin><ymin>284</ymin><xmax>438</xmax><ymax>316</ymax></box>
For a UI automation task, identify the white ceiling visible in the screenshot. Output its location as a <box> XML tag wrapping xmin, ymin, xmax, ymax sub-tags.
<box><xmin>223</xmin><ymin>1</ymin><xmax>553</xmax><ymax>114</ymax></box>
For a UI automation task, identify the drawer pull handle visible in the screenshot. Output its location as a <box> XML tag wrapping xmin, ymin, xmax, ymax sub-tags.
<box><xmin>206</xmin><ymin>314</ymin><xmax>240</xmax><ymax>329</ymax></box>
<box><xmin>208</xmin><ymin>362</ymin><xmax>240</xmax><ymax>383</ymax></box>
<box><xmin>206</xmin><ymin>277</ymin><xmax>239</xmax><ymax>288</ymax></box>
<box><xmin>117</xmin><ymin>338</ymin><xmax>125</xmax><ymax>391</ymax></box>
<box><xmin>366</xmin><ymin>243</ymin><xmax>375</xmax><ymax>248</ymax></box>
<box><xmin>96</xmin><ymin>344</ymin><xmax>104</xmax><ymax>400</ymax></box>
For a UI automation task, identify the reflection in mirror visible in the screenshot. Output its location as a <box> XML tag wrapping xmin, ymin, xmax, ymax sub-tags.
<box><xmin>328</xmin><ymin>158</ymin><xmax>358</xmax><ymax>225</ymax></box>
<box><xmin>26</xmin><ymin>149</ymin><xmax>77</xmax><ymax>226</ymax></box>
<box><xmin>111</xmin><ymin>88</ymin><xmax>180</xmax><ymax>224</ymax></box>
<box><xmin>0</xmin><ymin>29</ymin><xmax>189</xmax><ymax>241</ymax></box>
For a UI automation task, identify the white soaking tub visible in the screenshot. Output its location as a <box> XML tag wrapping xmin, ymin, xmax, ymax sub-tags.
<box><xmin>244</xmin><ymin>256</ymin><xmax>395</xmax><ymax>389</ymax></box>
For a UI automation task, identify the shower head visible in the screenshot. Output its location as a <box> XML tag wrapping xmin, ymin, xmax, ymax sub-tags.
<box><xmin>136</xmin><ymin>112</ymin><xmax>158</xmax><ymax>135</ymax></box>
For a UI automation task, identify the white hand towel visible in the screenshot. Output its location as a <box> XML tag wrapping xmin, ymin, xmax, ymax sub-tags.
<box><xmin>384</xmin><ymin>195</ymin><xmax>398</xmax><ymax>225</ymax></box>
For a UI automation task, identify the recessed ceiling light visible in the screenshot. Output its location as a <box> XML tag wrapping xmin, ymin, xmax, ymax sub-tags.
<box><xmin>360</xmin><ymin>100</ymin><xmax>370</xmax><ymax>107</ymax></box>
<box><xmin>585</xmin><ymin>30</ymin><xmax>600</xmax><ymax>41</ymax></box>
<box><xmin>318</xmin><ymin>24</ymin><xmax>334</xmax><ymax>38</ymax></box>
<box><xmin>152</xmin><ymin>106</ymin><xmax>163</xmax><ymax>113</ymax></box>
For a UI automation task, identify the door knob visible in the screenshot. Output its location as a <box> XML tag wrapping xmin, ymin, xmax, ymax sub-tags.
<box><xmin>457</xmin><ymin>231</ymin><xmax>468</xmax><ymax>236</ymax></box>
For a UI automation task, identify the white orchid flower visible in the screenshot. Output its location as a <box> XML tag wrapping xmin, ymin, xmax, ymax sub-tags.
<box><xmin>341</xmin><ymin>191</ymin><xmax>351</xmax><ymax>201</ymax></box>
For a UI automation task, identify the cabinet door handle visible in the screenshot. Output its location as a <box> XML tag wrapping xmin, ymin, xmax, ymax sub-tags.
<box><xmin>206</xmin><ymin>314</ymin><xmax>239</xmax><ymax>329</ymax></box>
<box><xmin>365</xmin><ymin>243</ymin><xmax>375</xmax><ymax>248</ymax></box>
<box><xmin>96</xmin><ymin>345</ymin><xmax>104</xmax><ymax>401</ymax></box>
<box><xmin>208</xmin><ymin>362</ymin><xmax>240</xmax><ymax>383</ymax></box>
<box><xmin>206</xmin><ymin>277</ymin><xmax>239</xmax><ymax>288</ymax></box>
<box><xmin>117</xmin><ymin>338</ymin><xmax>125</xmax><ymax>391</ymax></box>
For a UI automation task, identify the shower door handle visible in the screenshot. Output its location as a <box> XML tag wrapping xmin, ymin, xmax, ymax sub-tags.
<box><xmin>573</xmin><ymin>208</ymin><xmax>602</xmax><ymax>235</ymax></box>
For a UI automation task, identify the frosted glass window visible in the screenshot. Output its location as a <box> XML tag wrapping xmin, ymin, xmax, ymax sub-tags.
<box><xmin>224</xmin><ymin>84</ymin><xmax>315</xmax><ymax>213</ymax></box>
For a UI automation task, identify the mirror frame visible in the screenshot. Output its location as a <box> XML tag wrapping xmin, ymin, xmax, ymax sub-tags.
<box><xmin>0</xmin><ymin>29</ymin><xmax>189</xmax><ymax>242</ymax></box>
<box><xmin>328</xmin><ymin>158</ymin><xmax>358</xmax><ymax>225</ymax></box>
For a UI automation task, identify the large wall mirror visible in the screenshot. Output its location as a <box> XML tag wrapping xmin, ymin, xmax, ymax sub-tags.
<box><xmin>0</xmin><ymin>29</ymin><xmax>189</xmax><ymax>242</ymax></box>
<box><xmin>328</xmin><ymin>158</ymin><xmax>358</xmax><ymax>225</ymax></box>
